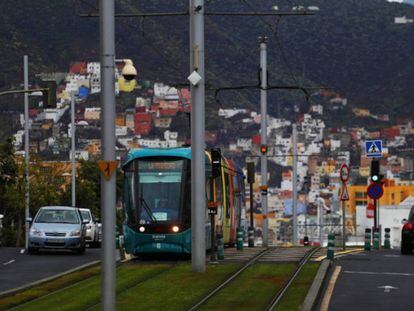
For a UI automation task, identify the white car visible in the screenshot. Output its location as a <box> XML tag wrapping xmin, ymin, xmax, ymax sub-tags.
<box><xmin>79</xmin><ymin>208</ymin><xmax>101</xmax><ymax>248</ymax></box>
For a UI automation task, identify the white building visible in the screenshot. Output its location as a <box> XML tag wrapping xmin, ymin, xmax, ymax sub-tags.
<box><xmin>154</xmin><ymin>83</ymin><xmax>179</xmax><ymax>100</ymax></box>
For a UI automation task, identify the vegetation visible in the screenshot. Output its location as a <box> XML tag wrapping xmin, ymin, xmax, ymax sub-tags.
<box><xmin>5</xmin><ymin>263</ymin><xmax>170</xmax><ymax>311</ymax></box>
<box><xmin>6</xmin><ymin>263</ymin><xmax>241</xmax><ymax>311</ymax></box>
<box><xmin>276</xmin><ymin>263</ymin><xmax>321</xmax><ymax>310</ymax></box>
<box><xmin>200</xmin><ymin>263</ymin><xmax>296</xmax><ymax>311</ymax></box>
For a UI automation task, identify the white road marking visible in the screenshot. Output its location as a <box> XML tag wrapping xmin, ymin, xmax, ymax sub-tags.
<box><xmin>378</xmin><ymin>285</ymin><xmax>399</xmax><ymax>293</ymax></box>
<box><xmin>384</xmin><ymin>255</ymin><xmax>400</xmax><ymax>258</ymax></box>
<box><xmin>344</xmin><ymin>270</ymin><xmax>414</xmax><ymax>276</ymax></box>
<box><xmin>20</xmin><ymin>249</ymin><xmax>25</xmax><ymax>254</ymax></box>
<box><xmin>3</xmin><ymin>259</ymin><xmax>15</xmax><ymax>266</ymax></box>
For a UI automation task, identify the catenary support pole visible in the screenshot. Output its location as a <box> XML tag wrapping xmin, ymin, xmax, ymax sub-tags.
<box><xmin>190</xmin><ymin>0</ymin><xmax>206</xmax><ymax>272</ymax></box>
<box><xmin>259</xmin><ymin>36</ymin><xmax>268</xmax><ymax>248</ymax></box>
<box><xmin>71</xmin><ymin>92</ymin><xmax>76</xmax><ymax>207</ymax></box>
<box><xmin>100</xmin><ymin>0</ymin><xmax>116</xmax><ymax>309</ymax></box>
<box><xmin>292</xmin><ymin>123</ymin><xmax>298</xmax><ymax>245</ymax></box>
<box><xmin>24</xmin><ymin>55</ymin><xmax>30</xmax><ymax>251</ymax></box>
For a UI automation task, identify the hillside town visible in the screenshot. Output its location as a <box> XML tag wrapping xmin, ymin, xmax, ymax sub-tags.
<box><xmin>11</xmin><ymin>60</ymin><xmax>414</xmax><ymax>247</ymax></box>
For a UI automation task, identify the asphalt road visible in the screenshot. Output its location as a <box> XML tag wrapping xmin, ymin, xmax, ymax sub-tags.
<box><xmin>329</xmin><ymin>249</ymin><xmax>414</xmax><ymax>311</ymax></box>
<box><xmin>0</xmin><ymin>247</ymin><xmax>101</xmax><ymax>293</ymax></box>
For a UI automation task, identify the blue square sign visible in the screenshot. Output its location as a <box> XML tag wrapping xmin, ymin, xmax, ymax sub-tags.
<box><xmin>365</xmin><ymin>140</ymin><xmax>382</xmax><ymax>158</ymax></box>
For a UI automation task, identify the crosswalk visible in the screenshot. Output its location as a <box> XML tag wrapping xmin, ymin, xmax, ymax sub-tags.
<box><xmin>217</xmin><ymin>246</ymin><xmax>319</xmax><ymax>263</ymax></box>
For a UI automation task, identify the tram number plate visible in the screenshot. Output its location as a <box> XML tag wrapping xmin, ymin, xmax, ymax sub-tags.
<box><xmin>208</xmin><ymin>208</ymin><xmax>217</xmax><ymax>215</ymax></box>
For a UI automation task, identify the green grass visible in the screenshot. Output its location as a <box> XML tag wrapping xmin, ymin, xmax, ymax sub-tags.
<box><xmin>0</xmin><ymin>265</ymin><xmax>101</xmax><ymax>311</ymax></box>
<box><xmin>200</xmin><ymin>263</ymin><xmax>296</xmax><ymax>311</ymax></box>
<box><xmin>91</xmin><ymin>263</ymin><xmax>241</xmax><ymax>311</ymax></box>
<box><xmin>8</xmin><ymin>263</ymin><xmax>170</xmax><ymax>311</ymax></box>
<box><xmin>276</xmin><ymin>263</ymin><xmax>320</xmax><ymax>311</ymax></box>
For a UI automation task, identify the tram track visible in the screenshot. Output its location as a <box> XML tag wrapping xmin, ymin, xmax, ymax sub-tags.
<box><xmin>188</xmin><ymin>247</ymin><xmax>272</xmax><ymax>311</ymax></box>
<box><xmin>265</xmin><ymin>247</ymin><xmax>321</xmax><ymax>311</ymax></box>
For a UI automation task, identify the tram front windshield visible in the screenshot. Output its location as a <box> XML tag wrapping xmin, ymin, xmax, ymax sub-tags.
<box><xmin>125</xmin><ymin>158</ymin><xmax>185</xmax><ymax>225</ymax></box>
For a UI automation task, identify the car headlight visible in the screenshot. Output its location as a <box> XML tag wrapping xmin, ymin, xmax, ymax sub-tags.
<box><xmin>30</xmin><ymin>228</ymin><xmax>43</xmax><ymax>236</ymax></box>
<box><xmin>70</xmin><ymin>230</ymin><xmax>81</xmax><ymax>237</ymax></box>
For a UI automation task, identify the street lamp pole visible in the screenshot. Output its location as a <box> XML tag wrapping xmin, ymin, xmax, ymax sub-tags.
<box><xmin>71</xmin><ymin>92</ymin><xmax>76</xmax><ymax>207</ymax></box>
<box><xmin>259</xmin><ymin>36</ymin><xmax>268</xmax><ymax>248</ymax></box>
<box><xmin>190</xmin><ymin>0</ymin><xmax>206</xmax><ymax>273</ymax></box>
<box><xmin>24</xmin><ymin>55</ymin><xmax>30</xmax><ymax>251</ymax></box>
<box><xmin>292</xmin><ymin>123</ymin><xmax>298</xmax><ymax>245</ymax></box>
<box><xmin>100</xmin><ymin>0</ymin><xmax>116</xmax><ymax>309</ymax></box>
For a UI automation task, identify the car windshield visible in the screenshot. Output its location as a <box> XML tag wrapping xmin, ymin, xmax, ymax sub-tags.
<box><xmin>81</xmin><ymin>211</ymin><xmax>91</xmax><ymax>222</ymax></box>
<box><xmin>35</xmin><ymin>209</ymin><xmax>80</xmax><ymax>224</ymax></box>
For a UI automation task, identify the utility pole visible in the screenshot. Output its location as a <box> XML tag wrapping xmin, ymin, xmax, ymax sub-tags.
<box><xmin>24</xmin><ymin>55</ymin><xmax>30</xmax><ymax>251</ymax></box>
<box><xmin>190</xmin><ymin>0</ymin><xmax>206</xmax><ymax>272</ymax></box>
<box><xmin>71</xmin><ymin>92</ymin><xmax>76</xmax><ymax>207</ymax></box>
<box><xmin>292</xmin><ymin>123</ymin><xmax>298</xmax><ymax>245</ymax></box>
<box><xmin>100</xmin><ymin>0</ymin><xmax>116</xmax><ymax>309</ymax></box>
<box><xmin>259</xmin><ymin>36</ymin><xmax>268</xmax><ymax>248</ymax></box>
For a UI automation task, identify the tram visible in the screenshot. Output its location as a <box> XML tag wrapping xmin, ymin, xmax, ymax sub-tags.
<box><xmin>122</xmin><ymin>147</ymin><xmax>245</xmax><ymax>255</ymax></box>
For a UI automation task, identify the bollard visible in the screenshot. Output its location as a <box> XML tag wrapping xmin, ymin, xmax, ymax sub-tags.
<box><xmin>216</xmin><ymin>233</ymin><xmax>224</xmax><ymax>260</ymax></box>
<box><xmin>373</xmin><ymin>229</ymin><xmax>380</xmax><ymax>250</ymax></box>
<box><xmin>384</xmin><ymin>228</ymin><xmax>391</xmax><ymax>249</ymax></box>
<box><xmin>327</xmin><ymin>234</ymin><xmax>335</xmax><ymax>260</ymax></box>
<box><xmin>248</xmin><ymin>227</ymin><xmax>255</xmax><ymax>248</ymax></box>
<box><xmin>237</xmin><ymin>228</ymin><xmax>244</xmax><ymax>251</ymax></box>
<box><xmin>364</xmin><ymin>228</ymin><xmax>371</xmax><ymax>251</ymax></box>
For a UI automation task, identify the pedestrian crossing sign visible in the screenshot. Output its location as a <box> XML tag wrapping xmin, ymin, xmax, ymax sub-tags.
<box><xmin>365</xmin><ymin>140</ymin><xmax>382</xmax><ymax>158</ymax></box>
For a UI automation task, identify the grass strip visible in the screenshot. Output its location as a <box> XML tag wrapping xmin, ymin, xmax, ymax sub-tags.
<box><xmin>90</xmin><ymin>263</ymin><xmax>242</xmax><ymax>311</ymax></box>
<box><xmin>200</xmin><ymin>263</ymin><xmax>296</xmax><ymax>311</ymax></box>
<box><xmin>276</xmin><ymin>262</ymin><xmax>320</xmax><ymax>311</ymax></box>
<box><xmin>0</xmin><ymin>265</ymin><xmax>100</xmax><ymax>311</ymax></box>
<box><xmin>9</xmin><ymin>263</ymin><xmax>170</xmax><ymax>311</ymax></box>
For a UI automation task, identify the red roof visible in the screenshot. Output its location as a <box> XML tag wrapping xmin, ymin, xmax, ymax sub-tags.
<box><xmin>69</xmin><ymin>62</ymin><xmax>87</xmax><ymax>74</ymax></box>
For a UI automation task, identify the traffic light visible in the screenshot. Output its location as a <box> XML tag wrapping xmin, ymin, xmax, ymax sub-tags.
<box><xmin>247</xmin><ymin>162</ymin><xmax>255</xmax><ymax>184</ymax></box>
<box><xmin>41</xmin><ymin>80</ymin><xmax>57</xmax><ymax>108</ymax></box>
<box><xmin>260</xmin><ymin>145</ymin><xmax>267</xmax><ymax>155</ymax></box>
<box><xmin>370</xmin><ymin>159</ymin><xmax>380</xmax><ymax>183</ymax></box>
<box><xmin>211</xmin><ymin>148</ymin><xmax>222</xmax><ymax>178</ymax></box>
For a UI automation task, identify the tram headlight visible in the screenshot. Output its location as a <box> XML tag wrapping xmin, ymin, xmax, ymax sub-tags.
<box><xmin>139</xmin><ymin>226</ymin><xmax>145</xmax><ymax>233</ymax></box>
<box><xmin>172</xmin><ymin>226</ymin><xmax>179</xmax><ymax>233</ymax></box>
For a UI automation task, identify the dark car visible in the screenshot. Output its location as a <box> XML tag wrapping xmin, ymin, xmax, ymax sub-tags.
<box><xmin>401</xmin><ymin>206</ymin><xmax>414</xmax><ymax>254</ymax></box>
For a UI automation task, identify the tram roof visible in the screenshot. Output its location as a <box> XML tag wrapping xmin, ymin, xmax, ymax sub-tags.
<box><xmin>123</xmin><ymin>147</ymin><xmax>192</xmax><ymax>167</ymax></box>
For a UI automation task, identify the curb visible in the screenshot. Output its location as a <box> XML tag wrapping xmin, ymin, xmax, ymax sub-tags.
<box><xmin>0</xmin><ymin>260</ymin><xmax>100</xmax><ymax>299</ymax></box>
<box><xmin>301</xmin><ymin>259</ymin><xmax>331</xmax><ymax>311</ymax></box>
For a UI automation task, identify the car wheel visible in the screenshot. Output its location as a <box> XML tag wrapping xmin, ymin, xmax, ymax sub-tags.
<box><xmin>401</xmin><ymin>244</ymin><xmax>412</xmax><ymax>255</ymax></box>
<box><xmin>28</xmin><ymin>247</ymin><xmax>38</xmax><ymax>255</ymax></box>
<box><xmin>76</xmin><ymin>244</ymin><xmax>86</xmax><ymax>255</ymax></box>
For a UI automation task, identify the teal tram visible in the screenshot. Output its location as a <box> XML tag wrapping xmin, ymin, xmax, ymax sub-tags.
<box><xmin>122</xmin><ymin>147</ymin><xmax>245</xmax><ymax>255</ymax></box>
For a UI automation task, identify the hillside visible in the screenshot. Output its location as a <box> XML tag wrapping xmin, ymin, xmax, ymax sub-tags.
<box><xmin>0</xmin><ymin>0</ymin><xmax>413</xmax><ymax>125</ymax></box>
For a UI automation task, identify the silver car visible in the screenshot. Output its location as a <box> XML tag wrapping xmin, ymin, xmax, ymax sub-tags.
<box><xmin>28</xmin><ymin>206</ymin><xmax>88</xmax><ymax>254</ymax></box>
<box><xmin>79</xmin><ymin>208</ymin><xmax>102</xmax><ymax>248</ymax></box>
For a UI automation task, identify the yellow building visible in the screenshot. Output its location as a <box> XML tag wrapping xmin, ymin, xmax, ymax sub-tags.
<box><xmin>346</xmin><ymin>180</ymin><xmax>414</xmax><ymax>216</ymax></box>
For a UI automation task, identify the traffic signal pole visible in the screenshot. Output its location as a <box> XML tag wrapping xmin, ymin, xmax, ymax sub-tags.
<box><xmin>259</xmin><ymin>36</ymin><xmax>268</xmax><ymax>248</ymax></box>
<box><xmin>190</xmin><ymin>0</ymin><xmax>206</xmax><ymax>272</ymax></box>
<box><xmin>24</xmin><ymin>55</ymin><xmax>30</xmax><ymax>251</ymax></box>
<box><xmin>292</xmin><ymin>123</ymin><xmax>298</xmax><ymax>245</ymax></box>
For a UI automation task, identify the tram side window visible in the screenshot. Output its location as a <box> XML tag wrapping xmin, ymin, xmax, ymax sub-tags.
<box><xmin>216</xmin><ymin>176</ymin><xmax>223</xmax><ymax>220</ymax></box>
<box><xmin>123</xmin><ymin>165</ymin><xmax>137</xmax><ymax>225</ymax></box>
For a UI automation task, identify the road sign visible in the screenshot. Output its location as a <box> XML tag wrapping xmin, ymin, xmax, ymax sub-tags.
<box><xmin>365</xmin><ymin>140</ymin><xmax>382</xmax><ymax>158</ymax></box>
<box><xmin>98</xmin><ymin>161</ymin><xmax>117</xmax><ymax>181</ymax></box>
<box><xmin>340</xmin><ymin>185</ymin><xmax>350</xmax><ymax>201</ymax></box>
<box><xmin>366</xmin><ymin>203</ymin><xmax>375</xmax><ymax>218</ymax></box>
<box><xmin>340</xmin><ymin>163</ymin><xmax>350</xmax><ymax>182</ymax></box>
<box><xmin>367</xmin><ymin>183</ymin><xmax>384</xmax><ymax>200</ymax></box>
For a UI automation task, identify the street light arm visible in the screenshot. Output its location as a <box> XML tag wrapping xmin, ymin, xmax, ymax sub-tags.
<box><xmin>0</xmin><ymin>88</ymin><xmax>49</xmax><ymax>97</ymax></box>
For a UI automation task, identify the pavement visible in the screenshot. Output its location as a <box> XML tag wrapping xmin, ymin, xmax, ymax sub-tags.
<box><xmin>326</xmin><ymin>248</ymin><xmax>414</xmax><ymax>311</ymax></box>
<box><xmin>0</xmin><ymin>247</ymin><xmax>101</xmax><ymax>293</ymax></box>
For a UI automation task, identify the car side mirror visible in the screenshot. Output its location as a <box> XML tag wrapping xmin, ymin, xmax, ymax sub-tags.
<box><xmin>82</xmin><ymin>219</ymin><xmax>89</xmax><ymax>224</ymax></box>
<box><xmin>26</xmin><ymin>217</ymin><xmax>33</xmax><ymax>223</ymax></box>
<box><xmin>402</xmin><ymin>218</ymin><xmax>408</xmax><ymax>224</ymax></box>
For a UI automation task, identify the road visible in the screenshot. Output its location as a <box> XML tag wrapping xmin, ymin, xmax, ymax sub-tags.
<box><xmin>0</xmin><ymin>247</ymin><xmax>101</xmax><ymax>294</ymax></box>
<box><xmin>327</xmin><ymin>249</ymin><xmax>413</xmax><ymax>310</ymax></box>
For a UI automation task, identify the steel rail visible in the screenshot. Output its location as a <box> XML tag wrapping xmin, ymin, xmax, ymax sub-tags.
<box><xmin>265</xmin><ymin>247</ymin><xmax>321</xmax><ymax>311</ymax></box>
<box><xmin>188</xmin><ymin>247</ymin><xmax>272</xmax><ymax>311</ymax></box>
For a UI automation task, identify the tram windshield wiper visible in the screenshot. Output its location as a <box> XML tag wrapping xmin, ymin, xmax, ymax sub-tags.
<box><xmin>139</xmin><ymin>197</ymin><xmax>158</xmax><ymax>223</ymax></box>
